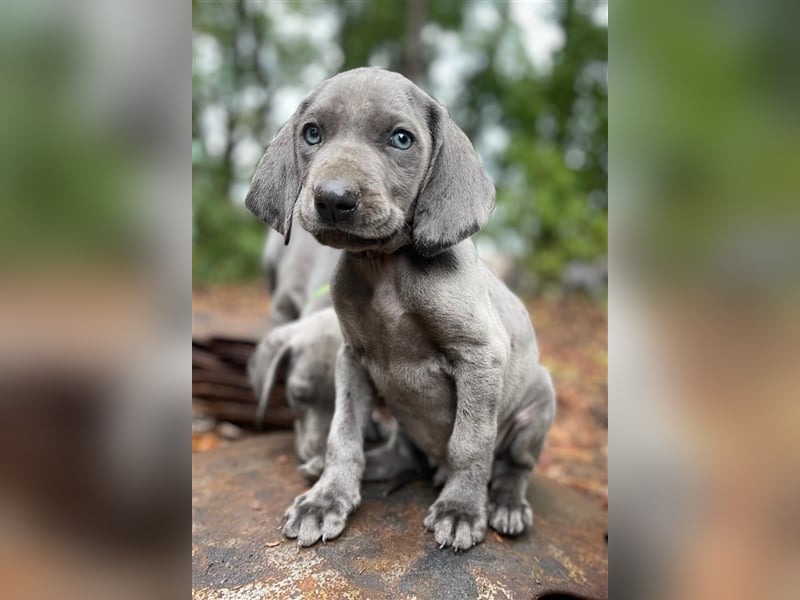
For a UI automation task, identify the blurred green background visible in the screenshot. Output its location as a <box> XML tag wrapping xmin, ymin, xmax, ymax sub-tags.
<box><xmin>192</xmin><ymin>0</ymin><xmax>608</xmax><ymax>294</ymax></box>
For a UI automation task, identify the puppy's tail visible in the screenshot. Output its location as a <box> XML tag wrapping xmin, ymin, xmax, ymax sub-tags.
<box><xmin>254</xmin><ymin>342</ymin><xmax>292</xmax><ymax>429</ymax></box>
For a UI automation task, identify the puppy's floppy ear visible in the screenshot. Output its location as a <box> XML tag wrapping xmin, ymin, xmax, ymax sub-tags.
<box><xmin>412</xmin><ymin>103</ymin><xmax>496</xmax><ymax>257</ymax></box>
<box><xmin>245</xmin><ymin>115</ymin><xmax>301</xmax><ymax>242</ymax></box>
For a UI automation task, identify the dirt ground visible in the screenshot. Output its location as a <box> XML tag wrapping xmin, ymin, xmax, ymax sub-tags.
<box><xmin>526</xmin><ymin>296</ymin><xmax>608</xmax><ymax>510</ymax></box>
<box><xmin>193</xmin><ymin>284</ymin><xmax>608</xmax><ymax>511</ymax></box>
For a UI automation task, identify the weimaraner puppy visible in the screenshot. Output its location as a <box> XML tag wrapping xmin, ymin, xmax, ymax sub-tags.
<box><xmin>246</xmin><ymin>67</ymin><xmax>556</xmax><ymax>551</ymax></box>
<box><xmin>250</xmin><ymin>215</ymin><xmax>339</xmax><ymax>474</ymax></box>
<box><xmin>261</xmin><ymin>214</ymin><xmax>340</xmax><ymax>326</ymax></box>
<box><xmin>253</xmin><ymin>210</ymin><xmax>339</xmax><ymax>465</ymax></box>
<box><xmin>248</xmin><ymin>306</ymin><xmax>395</xmax><ymax>481</ymax></box>
<box><xmin>248</xmin><ymin>307</ymin><xmax>342</xmax><ymax>479</ymax></box>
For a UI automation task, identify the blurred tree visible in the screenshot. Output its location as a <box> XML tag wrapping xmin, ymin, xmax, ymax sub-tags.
<box><xmin>192</xmin><ymin>0</ymin><xmax>310</xmax><ymax>284</ymax></box>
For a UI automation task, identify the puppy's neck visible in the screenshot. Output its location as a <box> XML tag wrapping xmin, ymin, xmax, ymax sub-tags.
<box><xmin>345</xmin><ymin>235</ymin><xmax>410</xmax><ymax>260</ymax></box>
<box><xmin>346</xmin><ymin>244</ymin><xmax>461</xmax><ymax>267</ymax></box>
<box><xmin>348</xmin><ymin>250</ymin><xmax>388</xmax><ymax>260</ymax></box>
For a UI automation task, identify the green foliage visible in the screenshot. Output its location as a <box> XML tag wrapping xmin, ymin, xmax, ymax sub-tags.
<box><xmin>490</xmin><ymin>140</ymin><xmax>606</xmax><ymax>283</ymax></box>
<box><xmin>192</xmin><ymin>163</ymin><xmax>265</xmax><ymax>284</ymax></box>
<box><xmin>466</xmin><ymin>1</ymin><xmax>608</xmax><ymax>287</ymax></box>
<box><xmin>337</xmin><ymin>0</ymin><xmax>464</xmax><ymax>73</ymax></box>
<box><xmin>192</xmin><ymin>0</ymin><xmax>607</xmax><ymax>291</ymax></box>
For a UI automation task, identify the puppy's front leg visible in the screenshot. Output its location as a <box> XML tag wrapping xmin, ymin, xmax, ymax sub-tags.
<box><xmin>283</xmin><ymin>345</ymin><xmax>372</xmax><ymax>546</ymax></box>
<box><xmin>424</xmin><ymin>358</ymin><xmax>502</xmax><ymax>551</ymax></box>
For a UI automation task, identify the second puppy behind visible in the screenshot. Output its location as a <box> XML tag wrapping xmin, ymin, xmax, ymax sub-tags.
<box><xmin>248</xmin><ymin>307</ymin><xmax>341</xmax><ymax>479</ymax></box>
<box><xmin>248</xmin><ymin>307</ymin><xmax>392</xmax><ymax>479</ymax></box>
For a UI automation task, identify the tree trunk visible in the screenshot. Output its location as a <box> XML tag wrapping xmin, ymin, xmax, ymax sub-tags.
<box><xmin>220</xmin><ymin>0</ymin><xmax>247</xmax><ymax>198</ymax></box>
<box><xmin>402</xmin><ymin>0</ymin><xmax>428</xmax><ymax>83</ymax></box>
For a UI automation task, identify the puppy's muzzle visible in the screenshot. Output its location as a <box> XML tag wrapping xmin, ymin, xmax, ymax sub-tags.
<box><xmin>314</xmin><ymin>180</ymin><xmax>360</xmax><ymax>223</ymax></box>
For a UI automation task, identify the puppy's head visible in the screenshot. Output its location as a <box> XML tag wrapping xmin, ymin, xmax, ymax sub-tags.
<box><xmin>246</xmin><ymin>67</ymin><xmax>495</xmax><ymax>257</ymax></box>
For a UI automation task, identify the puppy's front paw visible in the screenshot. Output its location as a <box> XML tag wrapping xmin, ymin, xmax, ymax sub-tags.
<box><xmin>423</xmin><ymin>498</ymin><xmax>486</xmax><ymax>551</ymax></box>
<box><xmin>488</xmin><ymin>490</ymin><xmax>533</xmax><ymax>536</ymax></box>
<box><xmin>283</xmin><ymin>483</ymin><xmax>359</xmax><ymax>547</ymax></box>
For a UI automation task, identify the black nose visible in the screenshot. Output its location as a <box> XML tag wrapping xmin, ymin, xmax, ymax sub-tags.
<box><xmin>314</xmin><ymin>180</ymin><xmax>359</xmax><ymax>223</ymax></box>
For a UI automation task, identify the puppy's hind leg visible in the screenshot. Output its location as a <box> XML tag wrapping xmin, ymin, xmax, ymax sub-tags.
<box><xmin>489</xmin><ymin>366</ymin><xmax>556</xmax><ymax>536</ymax></box>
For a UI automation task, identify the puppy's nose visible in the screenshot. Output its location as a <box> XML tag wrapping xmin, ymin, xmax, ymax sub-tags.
<box><xmin>314</xmin><ymin>180</ymin><xmax>359</xmax><ymax>222</ymax></box>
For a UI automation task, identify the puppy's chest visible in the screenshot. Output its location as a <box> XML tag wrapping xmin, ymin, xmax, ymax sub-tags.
<box><xmin>336</xmin><ymin>272</ymin><xmax>457</xmax><ymax>461</ymax></box>
<box><xmin>339</xmin><ymin>281</ymin><xmax>452</xmax><ymax>401</ymax></box>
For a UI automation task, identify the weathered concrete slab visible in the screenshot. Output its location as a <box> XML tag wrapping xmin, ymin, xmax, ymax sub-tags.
<box><xmin>192</xmin><ymin>433</ymin><xmax>607</xmax><ymax>599</ymax></box>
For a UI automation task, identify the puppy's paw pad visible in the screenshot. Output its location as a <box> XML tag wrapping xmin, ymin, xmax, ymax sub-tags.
<box><xmin>488</xmin><ymin>496</ymin><xmax>532</xmax><ymax>536</ymax></box>
<box><xmin>424</xmin><ymin>499</ymin><xmax>486</xmax><ymax>551</ymax></box>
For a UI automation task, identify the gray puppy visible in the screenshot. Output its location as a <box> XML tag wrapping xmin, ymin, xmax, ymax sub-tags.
<box><xmin>261</xmin><ymin>215</ymin><xmax>340</xmax><ymax>326</ymax></box>
<box><xmin>248</xmin><ymin>306</ymin><xmax>403</xmax><ymax>481</ymax></box>
<box><xmin>248</xmin><ymin>307</ymin><xmax>341</xmax><ymax>479</ymax></box>
<box><xmin>246</xmin><ymin>67</ymin><xmax>556</xmax><ymax>551</ymax></box>
<box><xmin>250</xmin><ymin>214</ymin><xmax>339</xmax><ymax>475</ymax></box>
<box><xmin>253</xmin><ymin>209</ymin><xmax>339</xmax><ymax>469</ymax></box>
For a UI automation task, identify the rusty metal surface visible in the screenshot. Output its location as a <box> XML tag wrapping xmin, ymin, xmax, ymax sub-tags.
<box><xmin>193</xmin><ymin>433</ymin><xmax>607</xmax><ymax>599</ymax></box>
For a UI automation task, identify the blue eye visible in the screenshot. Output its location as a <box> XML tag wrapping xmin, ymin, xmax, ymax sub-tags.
<box><xmin>389</xmin><ymin>129</ymin><xmax>413</xmax><ymax>150</ymax></box>
<box><xmin>303</xmin><ymin>124</ymin><xmax>322</xmax><ymax>145</ymax></box>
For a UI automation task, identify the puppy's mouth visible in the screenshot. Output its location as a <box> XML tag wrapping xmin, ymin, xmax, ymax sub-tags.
<box><xmin>312</xmin><ymin>227</ymin><xmax>409</xmax><ymax>253</ymax></box>
<box><xmin>298</xmin><ymin>205</ymin><xmax>410</xmax><ymax>253</ymax></box>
